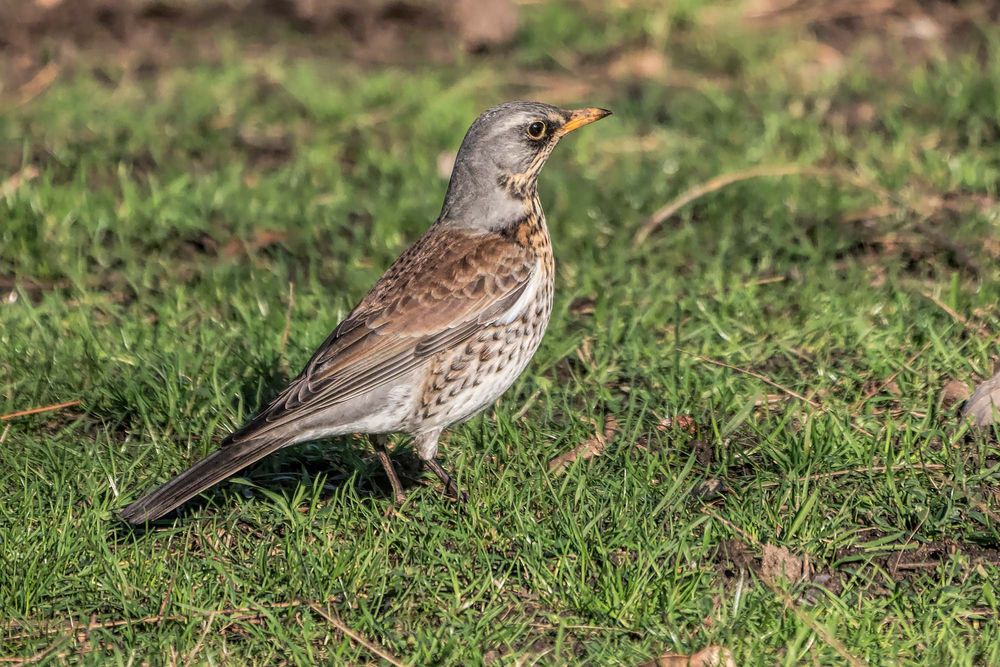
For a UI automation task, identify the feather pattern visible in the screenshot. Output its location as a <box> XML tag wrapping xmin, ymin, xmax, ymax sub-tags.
<box><xmin>223</xmin><ymin>226</ymin><xmax>537</xmax><ymax>444</ymax></box>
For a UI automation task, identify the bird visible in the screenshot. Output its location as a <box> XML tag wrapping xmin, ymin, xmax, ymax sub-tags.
<box><xmin>120</xmin><ymin>101</ymin><xmax>611</xmax><ymax>524</ymax></box>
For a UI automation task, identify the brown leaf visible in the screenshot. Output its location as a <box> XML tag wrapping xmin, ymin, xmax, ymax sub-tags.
<box><xmin>657</xmin><ymin>415</ymin><xmax>697</xmax><ymax>434</ymax></box>
<box><xmin>939</xmin><ymin>379</ymin><xmax>971</xmax><ymax>409</ymax></box>
<box><xmin>548</xmin><ymin>414</ymin><xmax>620</xmax><ymax>472</ymax></box>
<box><xmin>760</xmin><ymin>544</ymin><xmax>804</xmax><ymax>586</ymax></box>
<box><xmin>962</xmin><ymin>371</ymin><xmax>1000</xmax><ymax>427</ymax></box>
<box><xmin>641</xmin><ymin>645</ymin><xmax>736</xmax><ymax>667</ymax></box>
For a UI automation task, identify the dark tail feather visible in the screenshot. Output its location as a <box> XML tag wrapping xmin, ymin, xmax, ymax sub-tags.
<box><xmin>119</xmin><ymin>437</ymin><xmax>286</xmax><ymax>525</ymax></box>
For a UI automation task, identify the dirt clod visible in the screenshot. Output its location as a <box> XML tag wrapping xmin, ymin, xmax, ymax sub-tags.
<box><xmin>761</xmin><ymin>544</ymin><xmax>804</xmax><ymax>586</ymax></box>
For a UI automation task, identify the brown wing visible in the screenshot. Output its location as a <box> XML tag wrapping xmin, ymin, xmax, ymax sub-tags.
<box><xmin>226</xmin><ymin>227</ymin><xmax>536</xmax><ymax>443</ymax></box>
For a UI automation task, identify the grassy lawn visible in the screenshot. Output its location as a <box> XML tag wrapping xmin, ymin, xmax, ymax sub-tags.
<box><xmin>2</xmin><ymin>1</ymin><xmax>999</xmax><ymax>664</ymax></box>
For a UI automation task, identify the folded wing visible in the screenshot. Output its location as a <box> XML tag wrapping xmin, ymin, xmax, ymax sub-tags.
<box><xmin>225</xmin><ymin>227</ymin><xmax>536</xmax><ymax>444</ymax></box>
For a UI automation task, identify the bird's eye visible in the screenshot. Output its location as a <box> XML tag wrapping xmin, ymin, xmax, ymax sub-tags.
<box><xmin>526</xmin><ymin>121</ymin><xmax>547</xmax><ymax>140</ymax></box>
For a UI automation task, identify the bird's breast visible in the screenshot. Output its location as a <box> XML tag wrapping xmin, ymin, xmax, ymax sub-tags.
<box><xmin>412</xmin><ymin>263</ymin><xmax>554</xmax><ymax>431</ymax></box>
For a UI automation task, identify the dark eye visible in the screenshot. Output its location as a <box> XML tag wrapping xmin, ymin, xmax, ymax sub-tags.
<box><xmin>526</xmin><ymin>121</ymin><xmax>547</xmax><ymax>140</ymax></box>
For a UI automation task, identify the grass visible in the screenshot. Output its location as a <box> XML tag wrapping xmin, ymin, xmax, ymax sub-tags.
<box><xmin>2</xmin><ymin>1</ymin><xmax>999</xmax><ymax>664</ymax></box>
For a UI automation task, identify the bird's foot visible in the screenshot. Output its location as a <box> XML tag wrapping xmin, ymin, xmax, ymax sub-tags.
<box><xmin>425</xmin><ymin>458</ymin><xmax>468</xmax><ymax>503</ymax></box>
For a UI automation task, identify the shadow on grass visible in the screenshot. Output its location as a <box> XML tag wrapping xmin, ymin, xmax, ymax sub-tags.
<box><xmin>112</xmin><ymin>437</ymin><xmax>429</xmax><ymax>538</ymax></box>
<box><xmin>110</xmin><ymin>355</ymin><xmax>435</xmax><ymax>538</ymax></box>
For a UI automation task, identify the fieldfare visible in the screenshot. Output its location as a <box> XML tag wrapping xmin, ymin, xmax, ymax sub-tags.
<box><xmin>121</xmin><ymin>101</ymin><xmax>610</xmax><ymax>524</ymax></box>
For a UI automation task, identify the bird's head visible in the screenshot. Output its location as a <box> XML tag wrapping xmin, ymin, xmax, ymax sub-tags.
<box><xmin>440</xmin><ymin>101</ymin><xmax>611</xmax><ymax>229</ymax></box>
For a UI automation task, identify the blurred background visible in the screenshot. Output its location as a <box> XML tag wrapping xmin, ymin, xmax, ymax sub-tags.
<box><xmin>2</xmin><ymin>1</ymin><xmax>1000</xmax><ymax>664</ymax></box>
<box><xmin>3</xmin><ymin>0</ymin><xmax>997</xmax><ymax>292</ymax></box>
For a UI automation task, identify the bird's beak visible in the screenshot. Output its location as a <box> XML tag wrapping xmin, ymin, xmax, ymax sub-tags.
<box><xmin>557</xmin><ymin>107</ymin><xmax>612</xmax><ymax>136</ymax></box>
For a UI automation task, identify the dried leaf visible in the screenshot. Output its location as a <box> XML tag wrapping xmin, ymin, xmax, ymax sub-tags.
<box><xmin>760</xmin><ymin>544</ymin><xmax>804</xmax><ymax>586</ymax></box>
<box><xmin>657</xmin><ymin>415</ymin><xmax>697</xmax><ymax>434</ymax></box>
<box><xmin>962</xmin><ymin>371</ymin><xmax>1000</xmax><ymax>427</ymax></box>
<box><xmin>939</xmin><ymin>379</ymin><xmax>971</xmax><ymax>409</ymax></box>
<box><xmin>548</xmin><ymin>415</ymin><xmax>619</xmax><ymax>472</ymax></box>
<box><xmin>642</xmin><ymin>645</ymin><xmax>736</xmax><ymax>667</ymax></box>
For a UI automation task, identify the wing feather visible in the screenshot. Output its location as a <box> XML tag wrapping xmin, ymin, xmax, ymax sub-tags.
<box><xmin>225</xmin><ymin>228</ymin><xmax>535</xmax><ymax>443</ymax></box>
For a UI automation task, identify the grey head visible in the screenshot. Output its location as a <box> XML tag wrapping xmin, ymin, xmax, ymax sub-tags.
<box><xmin>438</xmin><ymin>100</ymin><xmax>611</xmax><ymax>230</ymax></box>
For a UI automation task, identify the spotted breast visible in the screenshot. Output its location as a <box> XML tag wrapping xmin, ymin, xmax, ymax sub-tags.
<box><xmin>413</xmin><ymin>199</ymin><xmax>554</xmax><ymax>432</ymax></box>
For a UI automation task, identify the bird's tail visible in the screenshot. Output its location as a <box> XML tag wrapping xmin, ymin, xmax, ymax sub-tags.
<box><xmin>119</xmin><ymin>436</ymin><xmax>286</xmax><ymax>525</ymax></box>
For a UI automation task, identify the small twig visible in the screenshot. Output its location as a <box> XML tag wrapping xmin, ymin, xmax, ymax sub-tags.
<box><xmin>308</xmin><ymin>603</ymin><xmax>406</xmax><ymax>667</ymax></box>
<box><xmin>157</xmin><ymin>577</ymin><xmax>176</xmax><ymax>621</ymax></box>
<box><xmin>684</xmin><ymin>351</ymin><xmax>821</xmax><ymax>409</ymax></box>
<box><xmin>511</xmin><ymin>388</ymin><xmax>542</xmax><ymax>421</ymax></box>
<box><xmin>682</xmin><ymin>351</ymin><xmax>880</xmax><ymax>437</ymax></box>
<box><xmin>772</xmin><ymin>587</ymin><xmax>867</xmax><ymax>667</ymax></box>
<box><xmin>13</xmin><ymin>62</ymin><xmax>61</xmax><ymax>107</ymax></box>
<box><xmin>702</xmin><ymin>508</ymin><xmax>757</xmax><ymax>545</ymax></box>
<box><xmin>891</xmin><ymin>561</ymin><xmax>941</xmax><ymax>571</ymax></box>
<box><xmin>633</xmin><ymin>165</ymin><xmax>888</xmax><ymax>247</ymax></box>
<box><xmin>758</xmin><ymin>463</ymin><xmax>946</xmax><ymax>488</ymax></box>
<box><xmin>748</xmin><ymin>275</ymin><xmax>788</xmax><ymax>288</ymax></box>
<box><xmin>0</xmin><ymin>423</ymin><xmax>9</xmax><ymax>444</ymax></box>
<box><xmin>972</xmin><ymin>498</ymin><xmax>1000</xmax><ymax>526</ymax></box>
<box><xmin>920</xmin><ymin>291</ymin><xmax>993</xmax><ymax>340</ymax></box>
<box><xmin>548</xmin><ymin>414</ymin><xmax>620</xmax><ymax>472</ymax></box>
<box><xmin>0</xmin><ymin>400</ymin><xmax>81</xmax><ymax>422</ymax></box>
<box><xmin>526</xmin><ymin>622</ymin><xmax>634</xmax><ymax>633</ymax></box>
<box><xmin>890</xmin><ymin>517</ymin><xmax>928</xmax><ymax>578</ymax></box>
<box><xmin>698</xmin><ymin>274</ymin><xmax>787</xmax><ymax>299</ymax></box>
<box><xmin>0</xmin><ymin>637</ymin><xmax>67</xmax><ymax>665</ymax></box>
<box><xmin>183</xmin><ymin>611</ymin><xmax>217</xmax><ymax>665</ymax></box>
<box><xmin>5</xmin><ymin>597</ymin><xmax>340</xmax><ymax>641</ymax></box>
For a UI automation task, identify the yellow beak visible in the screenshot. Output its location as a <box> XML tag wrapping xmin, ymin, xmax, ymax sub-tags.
<box><xmin>557</xmin><ymin>107</ymin><xmax>612</xmax><ymax>136</ymax></box>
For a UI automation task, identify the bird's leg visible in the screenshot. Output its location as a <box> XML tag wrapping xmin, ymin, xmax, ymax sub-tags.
<box><xmin>413</xmin><ymin>429</ymin><xmax>467</xmax><ymax>502</ymax></box>
<box><xmin>372</xmin><ymin>434</ymin><xmax>406</xmax><ymax>504</ymax></box>
<box><xmin>425</xmin><ymin>458</ymin><xmax>467</xmax><ymax>502</ymax></box>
